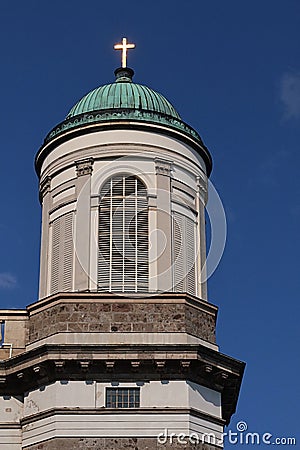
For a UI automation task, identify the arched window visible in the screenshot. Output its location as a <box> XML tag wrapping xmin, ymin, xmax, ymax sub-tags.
<box><xmin>98</xmin><ymin>175</ymin><xmax>148</xmax><ymax>292</ymax></box>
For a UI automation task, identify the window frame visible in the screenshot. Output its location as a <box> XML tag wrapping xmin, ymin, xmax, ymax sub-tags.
<box><xmin>98</xmin><ymin>175</ymin><xmax>149</xmax><ymax>293</ymax></box>
<box><xmin>105</xmin><ymin>387</ymin><xmax>140</xmax><ymax>408</ymax></box>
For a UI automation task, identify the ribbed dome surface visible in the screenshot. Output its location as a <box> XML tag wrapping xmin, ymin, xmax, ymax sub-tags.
<box><xmin>37</xmin><ymin>68</ymin><xmax>212</xmax><ymax>177</ymax></box>
<box><xmin>42</xmin><ymin>68</ymin><xmax>207</xmax><ymax>165</ymax></box>
<box><xmin>67</xmin><ymin>81</ymin><xmax>181</xmax><ymax>120</ymax></box>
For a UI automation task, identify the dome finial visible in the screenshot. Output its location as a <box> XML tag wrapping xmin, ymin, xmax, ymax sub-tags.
<box><xmin>114</xmin><ymin>37</ymin><xmax>135</xmax><ymax>68</ymax></box>
<box><xmin>114</xmin><ymin>67</ymin><xmax>134</xmax><ymax>83</ymax></box>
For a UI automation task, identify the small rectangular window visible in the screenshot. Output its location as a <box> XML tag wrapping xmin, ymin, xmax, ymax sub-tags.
<box><xmin>106</xmin><ymin>387</ymin><xmax>140</xmax><ymax>408</ymax></box>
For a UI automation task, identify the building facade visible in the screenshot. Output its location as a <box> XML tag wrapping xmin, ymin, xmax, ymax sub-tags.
<box><xmin>0</xmin><ymin>59</ymin><xmax>244</xmax><ymax>449</ymax></box>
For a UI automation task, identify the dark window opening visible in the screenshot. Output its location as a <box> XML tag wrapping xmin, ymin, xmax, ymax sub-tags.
<box><xmin>106</xmin><ymin>387</ymin><xmax>140</xmax><ymax>408</ymax></box>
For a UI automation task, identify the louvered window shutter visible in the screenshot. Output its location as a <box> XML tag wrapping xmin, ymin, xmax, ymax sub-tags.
<box><xmin>98</xmin><ymin>176</ymin><xmax>149</xmax><ymax>293</ymax></box>
<box><xmin>62</xmin><ymin>213</ymin><xmax>73</xmax><ymax>291</ymax></box>
<box><xmin>50</xmin><ymin>217</ymin><xmax>60</xmax><ymax>294</ymax></box>
<box><xmin>173</xmin><ymin>213</ymin><xmax>185</xmax><ymax>292</ymax></box>
<box><xmin>50</xmin><ymin>212</ymin><xmax>74</xmax><ymax>294</ymax></box>
<box><xmin>173</xmin><ymin>211</ymin><xmax>196</xmax><ymax>295</ymax></box>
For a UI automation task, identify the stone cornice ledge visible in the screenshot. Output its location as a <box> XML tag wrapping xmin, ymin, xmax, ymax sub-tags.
<box><xmin>0</xmin><ymin>310</ymin><xmax>27</xmax><ymax>320</ymax></box>
<box><xmin>0</xmin><ymin>342</ymin><xmax>244</xmax><ymax>425</ymax></box>
<box><xmin>20</xmin><ymin>406</ymin><xmax>226</xmax><ymax>427</ymax></box>
<box><xmin>27</xmin><ymin>292</ymin><xmax>218</xmax><ymax>317</ymax></box>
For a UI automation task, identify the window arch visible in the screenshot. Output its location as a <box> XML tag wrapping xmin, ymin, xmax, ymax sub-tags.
<box><xmin>98</xmin><ymin>175</ymin><xmax>148</xmax><ymax>292</ymax></box>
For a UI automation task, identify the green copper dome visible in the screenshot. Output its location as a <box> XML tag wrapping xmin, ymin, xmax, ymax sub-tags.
<box><xmin>67</xmin><ymin>68</ymin><xmax>181</xmax><ymax>120</ymax></box>
<box><xmin>44</xmin><ymin>68</ymin><xmax>206</xmax><ymax>153</ymax></box>
<box><xmin>37</xmin><ymin>67</ymin><xmax>212</xmax><ymax>176</ymax></box>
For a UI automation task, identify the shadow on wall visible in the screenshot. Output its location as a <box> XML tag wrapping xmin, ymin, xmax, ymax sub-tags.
<box><xmin>188</xmin><ymin>380</ymin><xmax>221</xmax><ymax>408</ymax></box>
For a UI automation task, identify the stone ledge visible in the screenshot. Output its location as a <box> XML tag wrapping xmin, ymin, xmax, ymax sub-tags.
<box><xmin>26</xmin><ymin>332</ymin><xmax>218</xmax><ymax>353</ymax></box>
<box><xmin>0</xmin><ymin>310</ymin><xmax>27</xmax><ymax>319</ymax></box>
<box><xmin>24</xmin><ymin>436</ymin><xmax>222</xmax><ymax>450</ymax></box>
<box><xmin>0</xmin><ymin>343</ymin><xmax>245</xmax><ymax>425</ymax></box>
<box><xmin>21</xmin><ymin>407</ymin><xmax>226</xmax><ymax>427</ymax></box>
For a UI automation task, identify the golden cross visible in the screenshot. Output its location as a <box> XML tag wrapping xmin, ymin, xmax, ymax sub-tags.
<box><xmin>114</xmin><ymin>37</ymin><xmax>135</xmax><ymax>68</ymax></box>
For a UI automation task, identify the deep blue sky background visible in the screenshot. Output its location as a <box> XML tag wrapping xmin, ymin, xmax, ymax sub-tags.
<box><xmin>0</xmin><ymin>1</ymin><xmax>299</xmax><ymax>447</ymax></box>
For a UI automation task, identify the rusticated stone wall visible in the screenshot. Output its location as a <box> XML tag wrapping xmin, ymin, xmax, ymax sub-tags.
<box><xmin>28</xmin><ymin>301</ymin><xmax>216</xmax><ymax>344</ymax></box>
<box><xmin>24</xmin><ymin>437</ymin><xmax>221</xmax><ymax>450</ymax></box>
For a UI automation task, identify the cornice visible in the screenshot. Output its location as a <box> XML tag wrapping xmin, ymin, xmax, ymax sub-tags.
<box><xmin>46</xmin><ymin>109</ymin><xmax>202</xmax><ymax>146</ymax></box>
<box><xmin>35</xmin><ymin>120</ymin><xmax>212</xmax><ymax>178</ymax></box>
<box><xmin>0</xmin><ymin>342</ymin><xmax>245</xmax><ymax>425</ymax></box>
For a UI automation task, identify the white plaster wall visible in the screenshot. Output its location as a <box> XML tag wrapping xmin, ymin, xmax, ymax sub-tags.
<box><xmin>24</xmin><ymin>381</ymin><xmax>96</xmax><ymax>416</ymax></box>
<box><xmin>0</xmin><ymin>396</ymin><xmax>23</xmax><ymax>450</ymax></box>
<box><xmin>172</xmin><ymin>163</ymin><xmax>198</xmax><ymax>191</ymax></box>
<box><xmin>23</xmin><ymin>380</ymin><xmax>220</xmax><ymax>415</ymax></box>
<box><xmin>172</xmin><ymin>201</ymin><xmax>197</xmax><ymax>221</ymax></box>
<box><xmin>48</xmin><ymin>201</ymin><xmax>76</xmax><ymax>222</ymax></box>
<box><xmin>50</xmin><ymin>166</ymin><xmax>76</xmax><ymax>190</ymax></box>
<box><xmin>188</xmin><ymin>381</ymin><xmax>221</xmax><ymax>418</ymax></box>
<box><xmin>0</xmin><ymin>395</ymin><xmax>23</xmax><ymax>423</ymax></box>
<box><xmin>40</xmin><ymin>129</ymin><xmax>206</xmax><ymax>176</ymax></box>
<box><xmin>23</xmin><ymin>381</ymin><xmax>189</xmax><ymax>414</ymax></box>
<box><xmin>52</xmin><ymin>186</ymin><xmax>75</xmax><ymax>203</ymax></box>
<box><xmin>92</xmin><ymin>157</ymin><xmax>156</xmax><ymax>189</ymax></box>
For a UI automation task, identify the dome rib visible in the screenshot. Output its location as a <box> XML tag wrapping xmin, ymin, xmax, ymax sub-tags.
<box><xmin>117</xmin><ymin>82</ymin><xmax>122</xmax><ymax>108</ymax></box>
<box><xmin>107</xmin><ymin>83</ymin><xmax>115</xmax><ymax>109</ymax></box>
<box><xmin>101</xmin><ymin>85</ymin><xmax>111</xmax><ymax>110</ymax></box>
<box><xmin>83</xmin><ymin>87</ymin><xmax>94</xmax><ymax>112</ymax></box>
<box><xmin>131</xmin><ymin>85</ymin><xmax>138</xmax><ymax>109</ymax></box>
<box><xmin>89</xmin><ymin>87</ymin><xmax>99</xmax><ymax>110</ymax></box>
<box><xmin>148</xmin><ymin>86</ymin><xmax>165</xmax><ymax>115</ymax></box>
<box><xmin>143</xmin><ymin>85</ymin><xmax>155</xmax><ymax>111</ymax></box>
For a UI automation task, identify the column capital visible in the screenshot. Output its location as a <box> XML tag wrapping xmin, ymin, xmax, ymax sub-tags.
<box><xmin>75</xmin><ymin>157</ymin><xmax>94</xmax><ymax>177</ymax></box>
<box><xmin>155</xmin><ymin>157</ymin><xmax>173</xmax><ymax>176</ymax></box>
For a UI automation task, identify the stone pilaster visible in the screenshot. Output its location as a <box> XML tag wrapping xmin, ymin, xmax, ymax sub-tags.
<box><xmin>74</xmin><ymin>158</ymin><xmax>94</xmax><ymax>291</ymax></box>
<box><xmin>155</xmin><ymin>158</ymin><xmax>173</xmax><ymax>292</ymax></box>
<box><xmin>196</xmin><ymin>175</ymin><xmax>208</xmax><ymax>300</ymax></box>
<box><xmin>38</xmin><ymin>176</ymin><xmax>52</xmax><ymax>299</ymax></box>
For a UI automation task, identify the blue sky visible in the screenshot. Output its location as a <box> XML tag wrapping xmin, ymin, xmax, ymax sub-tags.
<box><xmin>0</xmin><ymin>0</ymin><xmax>299</xmax><ymax>447</ymax></box>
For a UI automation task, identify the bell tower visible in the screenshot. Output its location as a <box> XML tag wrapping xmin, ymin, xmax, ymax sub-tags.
<box><xmin>0</xmin><ymin>40</ymin><xmax>244</xmax><ymax>450</ymax></box>
<box><xmin>36</xmin><ymin>63</ymin><xmax>211</xmax><ymax>301</ymax></box>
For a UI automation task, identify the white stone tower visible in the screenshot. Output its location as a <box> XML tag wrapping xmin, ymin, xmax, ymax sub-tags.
<box><xmin>0</xmin><ymin>41</ymin><xmax>244</xmax><ymax>450</ymax></box>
